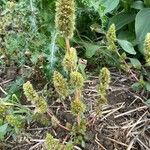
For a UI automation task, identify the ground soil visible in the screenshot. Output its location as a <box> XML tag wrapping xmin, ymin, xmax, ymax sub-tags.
<box><xmin>0</xmin><ymin>67</ymin><xmax>150</xmax><ymax>150</ymax></box>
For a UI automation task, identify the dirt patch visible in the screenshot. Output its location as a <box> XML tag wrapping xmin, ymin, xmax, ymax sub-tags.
<box><xmin>1</xmin><ymin>70</ymin><xmax>150</xmax><ymax>150</ymax></box>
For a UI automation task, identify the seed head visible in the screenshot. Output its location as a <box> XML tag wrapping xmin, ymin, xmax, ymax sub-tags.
<box><xmin>53</xmin><ymin>71</ymin><xmax>69</xmax><ymax>98</ymax></box>
<box><xmin>71</xmin><ymin>99</ymin><xmax>86</xmax><ymax>116</ymax></box>
<box><xmin>55</xmin><ymin>0</ymin><xmax>76</xmax><ymax>38</ymax></box>
<box><xmin>35</xmin><ymin>96</ymin><xmax>48</xmax><ymax>113</ymax></box>
<box><xmin>6</xmin><ymin>115</ymin><xmax>24</xmax><ymax>129</ymax></box>
<box><xmin>144</xmin><ymin>33</ymin><xmax>150</xmax><ymax>65</ymax></box>
<box><xmin>23</xmin><ymin>81</ymin><xmax>38</xmax><ymax>102</ymax></box>
<box><xmin>45</xmin><ymin>133</ymin><xmax>62</xmax><ymax>149</ymax></box>
<box><xmin>106</xmin><ymin>24</ymin><xmax>117</xmax><ymax>51</ymax></box>
<box><xmin>70</xmin><ymin>71</ymin><xmax>84</xmax><ymax>89</ymax></box>
<box><xmin>99</xmin><ymin>67</ymin><xmax>111</xmax><ymax>90</ymax></box>
<box><xmin>23</xmin><ymin>81</ymin><xmax>48</xmax><ymax>114</ymax></box>
<box><xmin>62</xmin><ymin>47</ymin><xmax>77</xmax><ymax>73</ymax></box>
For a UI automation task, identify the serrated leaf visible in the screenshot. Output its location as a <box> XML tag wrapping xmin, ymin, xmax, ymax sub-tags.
<box><xmin>118</xmin><ymin>39</ymin><xmax>136</xmax><ymax>55</ymax></box>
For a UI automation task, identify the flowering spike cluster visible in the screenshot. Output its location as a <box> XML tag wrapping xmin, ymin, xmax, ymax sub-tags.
<box><xmin>144</xmin><ymin>33</ymin><xmax>150</xmax><ymax>65</ymax></box>
<box><xmin>62</xmin><ymin>47</ymin><xmax>77</xmax><ymax>73</ymax></box>
<box><xmin>71</xmin><ymin>99</ymin><xmax>86</xmax><ymax>116</ymax></box>
<box><xmin>99</xmin><ymin>67</ymin><xmax>111</xmax><ymax>97</ymax></box>
<box><xmin>99</xmin><ymin>67</ymin><xmax>111</xmax><ymax>91</ymax></box>
<box><xmin>23</xmin><ymin>81</ymin><xmax>38</xmax><ymax>101</ymax></box>
<box><xmin>53</xmin><ymin>71</ymin><xmax>69</xmax><ymax>98</ymax></box>
<box><xmin>70</xmin><ymin>71</ymin><xmax>84</xmax><ymax>89</ymax></box>
<box><xmin>0</xmin><ymin>103</ymin><xmax>9</xmax><ymax>115</ymax></box>
<box><xmin>55</xmin><ymin>0</ymin><xmax>75</xmax><ymax>38</ymax></box>
<box><xmin>45</xmin><ymin>133</ymin><xmax>62</xmax><ymax>149</ymax></box>
<box><xmin>96</xmin><ymin>67</ymin><xmax>111</xmax><ymax>114</ymax></box>
<box><xmin>35</xmin><ymin>96</ymin><xmax>48</xmax><ymax>114</ymax></box>
<box><xmin>6</xmin><ymin>115</ymin><xmax>24</xmax><ymax>129</ymax></box>
<box><xmin>106</xmin><ymin>24</ymin><xmax>117</xmax><ymax>51</ymax></box>
<box><xmin>45</xmin><ymin>133</ymin><xmax>73</xmax><ymax>149</ymax></box>
<box><xmin>23</xmin><ymin>81</ymin><xmax>48</xmax><ymax>113</ymax></box>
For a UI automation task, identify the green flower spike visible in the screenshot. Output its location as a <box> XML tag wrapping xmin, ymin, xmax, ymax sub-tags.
<box><xmin>53</xmin><ymin>71</ymin><xmax>69</xmax><ymax>98</ymax></box>
<box><xmin>23</xmin><ymin>81</ymin><xmax>38</xmax><ymax>102</ymax></box>
<box><xmin>144</xmin><ymin>33</ymin><xmax>150</xmax><ymax>65</ymax></box>
<box><xmin>6</xmin><ymin>115</ymin><xmax>24</xmax><ymax>129</ymax></box>
<box><xmin>70</xmin><ymin>71</ymin><xmax>84</xmax><ymax>89</ymax></box>
<box><xmin>62</xmin><ymin>47</ymin><xmax>77</xmax><ymax>73</ymax></box>
<box><xmin>55</xmin><ymin>0</ymin><xmax>76</xmax><ymax>38</ymax></box>
<box><xmin>99</xmin><ymin>67</ymin><xmax>111</xmax><ymax>90</ymax></box>
<box><xmin>71</xmin><ymin>99</ymin><xmax>86</xmax><ymax>116</ymax></box>
<box><xmin>45</xmin><ymin>133</ymin><xmax>62</xmax><ymax>149</ymax></box>
<box><xmin>23</xmin><ymin>81</ymin><xmax>48</xmax><ymax>114</ymax></box>
<box><xmin>35</xmin><ymin>96</ymin><xmax>48</xmax><ymax>113</ymax></box>
<box><xmin>106</xmin><ymin>24</ymin><xmax>117</xmax><ymax>51</ymax></box>
<box><xmin>0</xmin><ymin>103</ymin><xmax>9</xmax><ymax>115</ymax></box>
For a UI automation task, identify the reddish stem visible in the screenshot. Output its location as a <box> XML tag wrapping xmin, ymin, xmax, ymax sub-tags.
<box><xmin>47</xmin><ymin>110</ymin><xmax>70</xmax><ymax>131</ymax></box>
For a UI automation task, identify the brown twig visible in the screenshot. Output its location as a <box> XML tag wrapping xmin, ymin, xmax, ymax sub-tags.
<box><xmin>47</xmin><ymin>110</ymin><xmax>70</xmax><ymax>131</ymax></box>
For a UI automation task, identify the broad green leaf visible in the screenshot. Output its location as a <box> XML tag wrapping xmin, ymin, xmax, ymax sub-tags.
<box><xmin>110</xmin><ymin>12</ymin><xmax>136</xmax><ymax>30</ymax></box>
<box><xmin>118</xmin><ymin>31</ymin><xmax>135</xmax><ymax>42</ymax></box>
<box><xmin>100</xmin><ymin>0</ymin><xmax>119</xmax><ymax>15</ymax></box>
<box><xmin>146</xmin><ymin>82</ymin><xmax>150</xmax><ymax>91</ymax></box>
<box><xmin>78</xmin><ymin>59</ymin><xmax>87</xmax><ymax>79</ymax></box>
<box><xmin>118</xmin><ymin>39</ymin><xmax>136</xmax><ymax>55</ymax></box>
<box><xmin>131</xmin><ymin>1</ymin><xmax>144</xmax><ymax>10</ymax></box>
<box><xmin>131</xmin><ymin>82</ymin><xmax>141</xmax><ymax>91</ymax></box>
<box><xmin>135</xmin><ymin>8</ymin><xmax>150</xmax><ymax>44</ymax></box>
<box><xmin>129</xmin><ymin>58</ymin><xmax>142</xmax><ymax>69</ymax></box>
<box><xmin>0</xmin><ymin>124</ymin><xmax>8</xmax><ymax>140</ymax></box>
<box><xmin>145</xmin><ymin>99</ymin><xmax>150</xmax><ymax>106</ymax></box>
<box><xmin>83</xmin><ymin>42</ymin><xmax>99</xmax><ymax>58</ymax></box>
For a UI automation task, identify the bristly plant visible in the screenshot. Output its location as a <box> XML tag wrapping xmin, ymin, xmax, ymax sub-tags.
<box><xmin>51</xmin><ymin>0</ymin><xmax>111</xmax><ymax>148</ymax></box>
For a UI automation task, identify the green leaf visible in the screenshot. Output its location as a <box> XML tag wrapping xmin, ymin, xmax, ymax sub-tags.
<box><xmin>78</xmin><ymin>59</ymin><xmax>87</xmax><ymax>79</ymax></box>
<box><xmin>146</xmin><ymin>82</ymin><xmax>150</xmax><ymax>91</ymax></box>
<box><xmin>31</xmin><ymin>52</ymin><xmax>39</xmax><ymax>64</ymax></box>
<box><xmin>117</xmin><ymin>39</ymin><xmax>136</xmax><ymax>55</ymax></box>
<box><xmin>83</xmin><ymin>42</ymin><xmax>99</xmax><ymax>58</ymax></box>
<box><xmin>129</xmin><ymin>58</ymin><xmax>142</xmax><ymax>69</ymax></box>
<box><xmin>131</xmin><ymin>1</ymin><xmax>144</xmax><ymax>10</ymax></box>
<box><xmin>100</xmin><ymin>0</ymin><xmax>119</xmax><ymax>15</ymax></box>
<box><xmin>0</xmin><ymin>124</ymin><xmax>8</xmax><ymax>140</ymax></box>
<box><xmin>110</xmin><ymin>12</ymin><xmax>136</xmax><ymax>30</ymax></box>
<box><xmin>131</xmin><ymin>82</ymin><xmax>141</xmax><ymax>91</ymax></box>
<box><xmin>135</xmin><ymin>8</ymin><xmax>150</xmax><ymax>45</ymax></box>
<box><xmin>145</xmin><ymin>99</ymin><xmax>150</xmax><ymax>106</ymax></box>
<box><xmin>144</xmin><ymin>0</ymin><xmax>150</xmax><ymax>7</ymax></box>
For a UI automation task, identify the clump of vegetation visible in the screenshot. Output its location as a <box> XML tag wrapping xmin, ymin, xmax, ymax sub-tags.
<box><xmin>0</xmin><ymin>0</ymin><xmax>150</xmax><ymax>149</ymax></box>
<box><xmin>96</xmin><ymin>67</ymin><xmax>111</xmax><ymax>115</ymax></box>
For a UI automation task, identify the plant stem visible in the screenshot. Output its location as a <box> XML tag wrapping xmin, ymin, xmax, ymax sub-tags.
<box><xmin>75</xmin><ymin>90</ymin><xmax>81</xmax><ymax>126</ymax></box>
<box><xmin>115</xmin><ymin>51</ymin><xmax>138</xmax><ymax>81</ymax></box>
<box><xmin>65</xmin><ymin>37</ymin><xmax>71</xmax><ymax>55</ymax></box>
<box><xmin>47</xmin><ymin>109</ymin><xmax>70</xmax><ymax>131</ymax></box>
